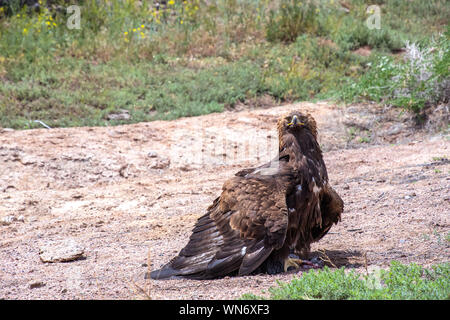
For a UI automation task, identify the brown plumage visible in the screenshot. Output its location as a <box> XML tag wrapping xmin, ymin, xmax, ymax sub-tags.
<box><xmin>149</xmin><ymin>111</ymin><xmax>343</xmax><ymax>280</ymax></box>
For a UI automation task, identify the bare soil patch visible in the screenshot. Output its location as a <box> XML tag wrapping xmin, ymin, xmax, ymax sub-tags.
<box><xmin>0</xmin><ymin>102</ymin><xmax>448</xmax><ymax>299</ymax></box>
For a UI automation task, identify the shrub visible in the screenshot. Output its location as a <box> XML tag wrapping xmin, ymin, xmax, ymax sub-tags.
<box><xmin>340</xmin><ymin>30</ymin><xmax>450</xmax><ymax>114</ymax></box>
<box><xmin>242</xmin><ymin>261</ymin><xmax>450</xmax><ymax>300</ymax></box>
<box><xmin>265</xmin><ymin>0</ymin><xmax>325</xmax><ymax>43</ymax></box>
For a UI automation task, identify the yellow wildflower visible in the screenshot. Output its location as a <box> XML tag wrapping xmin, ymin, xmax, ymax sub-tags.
<box><xmin>141</xmin><ymin>24</ymin><xmax>145</xmax><ymax>28</ymax></box>
<box><xmin>140</xmin><ymin>32</ymin><xmax>145</xmax><ymax>38</ymax></box>
<box><xmin>180</xmin><ymin>20</ymin><xmax>183</xmax><ymax>24</ymax></box>
<box><xmin>168</xmin><ymin>0</ymin><xmax>175</xmax><ymax>5</ymax></box>
<box><xmin>23</xmin><ymin>28</ymin><xmax>28</xmax><ymax>34</ymax></box>
<box><xmin>133</xmin><ymin>28</ymin><xmax>136</xmax><ymax>32</ymax></box>
<box><xmin>124</xmin><ymin>31</ymin><xmax>128</xmax><ymax>35</ymax></box>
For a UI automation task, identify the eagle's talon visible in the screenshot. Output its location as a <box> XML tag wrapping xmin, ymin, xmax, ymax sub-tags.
<box><xmin>284</xmin><ymin>258</ymin><xmax>303</xmax><ymax>272</ymax></box>
<box><xmin>284</xmin><ymin>258</ymin><xmax>321</xmax><ymax>272</ymax></box>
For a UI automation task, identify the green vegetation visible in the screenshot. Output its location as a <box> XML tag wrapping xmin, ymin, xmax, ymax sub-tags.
<box><xmin>338</xmin><ymin>31</ymin><xmax>450</xmax><ymax>114</ymax></box>
<box><xmin>242</xmin><ymin>261</ymin><xmax>450</xmax><ymax>300</ymax></box>
<box><xmin>0</xmin><ymin>0</ymin><xmax>448</xmax><ymax>129</ymax></box>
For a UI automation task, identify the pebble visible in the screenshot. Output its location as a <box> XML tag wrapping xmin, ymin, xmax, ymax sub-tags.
<box><xmin>150</xmin><ymin>158</ymin><xmax>170</xmax><ymax>169</ymax></box>
<box><xmin>1</xmin><ymin>216</ymin><xmax>17</xmax><ymax>226</ymax></box>
<box><xmin>29</xmin><ymin>281</ymin><xmax>46</xmax><ymax>289</ymax></box>
<box><xmin>39</xmin><ymin>239</ymin><xmax>85</xmax><ymax>263</ymax></box>
<box><xmin>147</xmin><ymin>151</ymin><xmax>158</xmax><ymax>158</ymax></box>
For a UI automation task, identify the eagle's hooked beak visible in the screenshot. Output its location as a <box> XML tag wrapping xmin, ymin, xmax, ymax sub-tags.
<box><xmin>288</xmin><ymin>115</ymin><xmax>304</xmax><ymax>127</ymax></box>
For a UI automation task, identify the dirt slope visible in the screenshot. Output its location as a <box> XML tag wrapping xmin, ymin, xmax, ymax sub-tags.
<box><xmin>0</xmin><ymin>102</ymin><xmax>448</xmax><ymax>299</ymax></box>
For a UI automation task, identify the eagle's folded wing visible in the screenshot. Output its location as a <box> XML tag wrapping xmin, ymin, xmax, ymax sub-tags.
<box><xmin>313</xmin><ymin>184</ymin><xmax>344</xmax><ymax>241</ymax></box>
<box><xmin>149</xmin><ymin>171</ymin><xmax>291</xmax><ymax>280</ymax></box>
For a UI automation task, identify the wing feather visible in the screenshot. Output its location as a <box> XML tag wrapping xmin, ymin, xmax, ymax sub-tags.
<box><xmin>149</xmin><ymin>168</ymin><xmax>293</xmax><ymax>280</ymax></box>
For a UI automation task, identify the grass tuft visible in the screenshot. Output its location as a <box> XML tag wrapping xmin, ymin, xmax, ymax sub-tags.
<box><xmin>242</xmin><ymin>261</ymin><xmax>450</xmax><ymax>300</ymax></box>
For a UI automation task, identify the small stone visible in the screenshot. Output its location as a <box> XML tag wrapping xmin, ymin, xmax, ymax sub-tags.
<box><xmin>17</xmin><ymin>215</ymin><xmax>25</xmax><ymax>222</ymax></box>
<box><xmin>29</xmin><ymin>281</ymin><xmax>45</xmax><ymax>289</ymax></box>
<box><xmin>19</xmin><ymin>156</ymin><xmax>37</xmax><ymax>165</ymax></box>
<box><xmin>179</xmin><ymin>164</ymin><xmax>193</xmax><ymax>172</ymax></box>
<box><xmin>147</xmin><ymin>151</ymin><xmax>158</xmax><ymax>158</ymax></box>
<box><xmin>150</xmin><ymin>158</ymin><xmax>170</xmax><ymax>169</ymax></box>
<box><xmin>1</xmin><ymin>216</ymin><xmax>16</xmax><ymax>226</ymax></box>
<box><xmin>39</xmin><ymin>239</ymin><xmax>85</xmax><ymax>263</ymax></box>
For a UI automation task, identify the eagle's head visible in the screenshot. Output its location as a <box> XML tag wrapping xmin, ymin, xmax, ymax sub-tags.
<box><xmin>276</xmin><ymin>110</ymin><xmax>323</xmax><ymax>171</ymax></box>
<box><xmin>277</xmin><ymin>111</ymin><xmax>318</xmax><ymax>148</ymax></box>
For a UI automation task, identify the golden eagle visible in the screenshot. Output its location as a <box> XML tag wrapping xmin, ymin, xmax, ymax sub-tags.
<box><xmin>149</xmin><ymin>111</ymin><xmax>343</xmax><ymax>280</ymax></box>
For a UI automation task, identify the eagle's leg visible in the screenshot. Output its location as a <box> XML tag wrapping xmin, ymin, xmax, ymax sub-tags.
<box><xmin>283</xmin><ymin>257</ymin><xmax>321</xmax><ymax>272</ymax></box>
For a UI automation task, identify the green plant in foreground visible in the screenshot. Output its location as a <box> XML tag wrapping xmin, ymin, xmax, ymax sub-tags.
<box><xmin>242</xmin><ymin>261</ymin><xmax>450</xmax><ymax>300</ymax></box>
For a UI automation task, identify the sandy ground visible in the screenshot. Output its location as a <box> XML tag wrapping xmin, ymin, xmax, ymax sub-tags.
<box><xmin>0</xmin><ymin>101</ymin><xmax>448</xmax><ymax>300</ymax></box>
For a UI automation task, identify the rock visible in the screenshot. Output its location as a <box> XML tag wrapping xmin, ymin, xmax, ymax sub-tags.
<box><xmin>17</xmin><ymin>215</ymin><xmax>25</xmax><ymax>222</ymax></box>
<box><xmin>29</xmin><ymin>280</ymin><xmax>46</xmax><ymax>289</ymax></box>
<box><xmin>147</xmin><ymin>151</ymin><xmax>158</xmax><ymax>158</ymax></box>
<box><xmin>19</xmin><ymin>156</ymin><xmax>37</xmax><ymax>165</ymax></box>
<box><xmin>39</xmin><ymin>239</ymin><xmax>85</xmax><ymax>263</ymax></box>
<box><xmin>179</xmin><ymin>164</ymin><xmax>194</xmax><ymax>171</ymax></box>
<box><xmin>150</xmin><ymin>158</ymin><xmax>170</xmax><ymax>169</ymax></box>
<box><xmin>1</xmin><ymin>215</ymin><xmax>16</xmax><ymax>226</ymax></box>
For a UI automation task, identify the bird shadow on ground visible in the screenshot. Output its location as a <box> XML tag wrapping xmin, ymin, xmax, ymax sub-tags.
<box><xmin>311</xmin><ymin>249</ymin><xmax>364</xmax><ymax>269</ymax></box>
